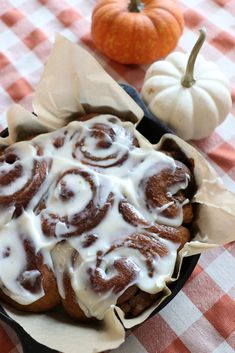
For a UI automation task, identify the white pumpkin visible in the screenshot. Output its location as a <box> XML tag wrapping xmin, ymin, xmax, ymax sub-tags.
<box><xmin>141</xmin><ymin>29</ymin><xmax>232</xmax><ymax>140</ymax></box>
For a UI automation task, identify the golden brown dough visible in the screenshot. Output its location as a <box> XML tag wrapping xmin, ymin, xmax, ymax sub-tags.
<box><xmin>0</xmin><ymin>265</ymin><xmax>60</xmax><ymax>312</ymax></box>
<box><xmin>62</xmin><ymin>274</ymin><xmax>90</xmax><ymax>321</ymax></box>
<box><xmin>0</xmin><ymin>115</ymin><xmax>196</xmax><ymax>321</ymax></box>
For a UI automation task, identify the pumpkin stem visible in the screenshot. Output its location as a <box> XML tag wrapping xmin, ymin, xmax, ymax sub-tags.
<box><xmin>181</xmin><ymin>28</ymin><xmax>206</xmax><ymax>88</ymax></box>
<box><xmin>128</xmin><ymin>0</ymin><xmax>143</xmax><ymax>12</ymax></box>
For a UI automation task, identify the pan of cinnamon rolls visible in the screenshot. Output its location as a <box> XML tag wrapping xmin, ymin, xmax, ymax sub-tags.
<box><xmin>0</xmin><ymin>84</ymin><xmax>199</xmax><ymax>352</ymax></box>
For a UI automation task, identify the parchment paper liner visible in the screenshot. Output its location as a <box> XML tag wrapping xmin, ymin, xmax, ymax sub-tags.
<box><xmin>1</xmin><ymin>35</ymin><xmax>235</xmax><ymax>353</ymax></box>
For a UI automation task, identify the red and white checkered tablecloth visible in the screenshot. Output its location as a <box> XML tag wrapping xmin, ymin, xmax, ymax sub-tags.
<box><xmin>0</xmin><ymin>1</ymin><xmax>234</xmax><ymax>353</ymax></box>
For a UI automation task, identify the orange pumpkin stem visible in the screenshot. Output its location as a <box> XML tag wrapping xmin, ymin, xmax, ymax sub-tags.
<box><xmin>181</xmin><ymin>28</ymin><xmax>206</xmax><ymax>88</ymax></box>
<box><xmin>128</xmin><ymin>0</ymin><xmax>143</xmax><ymax>12</ymax></box>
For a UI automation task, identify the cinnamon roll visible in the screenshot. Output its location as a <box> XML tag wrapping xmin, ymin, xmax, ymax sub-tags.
<box><xmin>0</xmin><ymin>143</ymin><xmax>49</xmax><ymax>217</ymax></box>
<box><xmin>72</xmin><ymin>116</ymin><xmax>138</xmax><ymax>169</ymax></box>
<box><xmin>0</xmin><ymin>220</ymin><xmax>60</xmax><ymax>312</ymax></box>
<box><xmin>37</xmin><ymin>168</ymin><xmax>114</xmax><ymax>238</ymax></box>
<box><xmin>0</xmin><ymin>114</ymin><xmax>195</xmax><ymax>320</ymax></box>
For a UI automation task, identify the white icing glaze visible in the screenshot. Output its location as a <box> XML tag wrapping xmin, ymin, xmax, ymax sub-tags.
<box><xmin>0</xmin><ymin>213</ymin><xmax>45</xmax><ymax>305</ymax></box>
<box><xmin>0</xmin><ymin>114</ymin><xmax>191</xmax><ymax>319</ymax></box>
<box><xmin>0</xmin><ymin>144</ymin><xmax>37</xmax><ymax>196</ymax></box>
<box><xmin>71</xmin><ymin>237</ymin><xmax>178</xmax><ymax>319</ymax></box>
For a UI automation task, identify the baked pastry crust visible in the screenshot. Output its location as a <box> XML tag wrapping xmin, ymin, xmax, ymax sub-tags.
<box><xmin>0</xmin><ymin>114</ymin><xmax>195</xmax><ymax>320</ymax></box>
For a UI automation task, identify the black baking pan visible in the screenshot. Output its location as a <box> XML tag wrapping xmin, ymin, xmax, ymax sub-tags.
<box><xmin>0</xmin><ymin>83</ymin><xmax>200</xmax><ymax>353</ymax></box>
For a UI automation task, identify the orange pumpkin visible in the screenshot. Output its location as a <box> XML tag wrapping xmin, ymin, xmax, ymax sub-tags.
<box><xmin>91</xmin><ymin>0</ymin><xmax>184</xmax><ymax>65</ymax></box>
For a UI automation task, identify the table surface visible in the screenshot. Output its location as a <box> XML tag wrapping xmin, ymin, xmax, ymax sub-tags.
<box><xmin>0</xmin><ymin>1</ymin><xmax>235</xmax><ymax>353</ymax></box>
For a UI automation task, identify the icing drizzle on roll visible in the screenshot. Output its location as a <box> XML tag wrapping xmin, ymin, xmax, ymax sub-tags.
<box><xmin>0</xmin><ymin>115</ymin><xmax>193</xmax><ymax>318</ymax></box>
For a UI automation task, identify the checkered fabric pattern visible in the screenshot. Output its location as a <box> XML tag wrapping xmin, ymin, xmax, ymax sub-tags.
<box><xmin>0</xmin><ymin>1</ymin><xmax>234</xmax><ymax>353</ymax></box>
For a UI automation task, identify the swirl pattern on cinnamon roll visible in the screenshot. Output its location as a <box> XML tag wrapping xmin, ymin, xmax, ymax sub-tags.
<box><xmin>0</xmin><ymin>217</ymin><xmax>60</xmax><ymax>311</ymax></box>
<box><xmin>72</xmin><ymin>116</ymin><xmax>137</xmax><ymax>169</ymax></box>
<box><xmin>0</xmin><ymin>114</ymin><xmax>195</xmax><ymax>320</ymax></box>
<box><xmin>38</xmin><ymin>168</ymin><xmax>114</xmax><ymax>238</ymax></box>
<box><xmin>0</xmin><ymin>143</ymin><xmax>49</xmax><ymax>217</ymax></box>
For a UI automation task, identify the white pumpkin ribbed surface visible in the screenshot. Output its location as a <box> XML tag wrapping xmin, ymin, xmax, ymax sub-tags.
<box><xmin>141</xmin><ymin>52</ymin><xmax>232</xmax><ymax>140</ymax></box>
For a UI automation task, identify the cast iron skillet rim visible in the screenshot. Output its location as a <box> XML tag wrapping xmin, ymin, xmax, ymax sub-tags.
<box><xmin>0</xmin><ymin>83</ymin><xmax>200</xmax><ymax>353</ymax></box>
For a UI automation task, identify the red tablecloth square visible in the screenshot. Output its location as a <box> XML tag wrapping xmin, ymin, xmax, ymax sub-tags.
<box><xmin>213</xmin><ymin>0</ymin><xmax>232</xmax><ymax>7</ymax></box>
<box><xmin>210</xmin><ymin>31</ymin><xmax>235</xmax><ymax>53</ymax></box>
<box><xmin>194</xmin><ymin>132</ymin><xmax>225</xmax><ymax>154</ymax></box>
<box><xmin>0</xmin><ymin>53</ymin><xmax>10</xmax><ymax>70</ymax></box>
<box><xmin>23</xmin><ymin>28</ymin><xmax>47</xmax><ymax>50</ymax></box>
<box><xmin>204</xmin><ymin>294</ymin><xmax>235</xmax><ymax>339</ymax></box>
<box><xmin>57</xmin><ymin>8</ymin><xmax>82</xmax><ymax>27</ymax></box>
<box><xmin>183</xmin><ymin>270</ymin><xmax>224</xmax><ymax>313</ymax></box>
<box><xmin>208</xmin><ymin>142</ymin><xmax>235</xmax><ymax>172</ymax></box>
<box><xmin>6</xmin><ymin>78</ymin><xmax>33</xmax><ymax>103</ymax></box>
<box><xmin>133</xmin><ymin>315</ymin><xmax>177</xmax><ymax>353</ymax></box>
<box><xmin>1</xmin><ymin>8</ymin><xmax>24</xmax><ymax>28</ymax></box>
<box><xmin>183</xmin><ymin>9</ymin><xmax>205</xmax><ymax>29</ymax></box>
<box><xmin>162</xmin><ymin>337</ymin><xmax>191</xmax><ymax>353</ymax></box>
